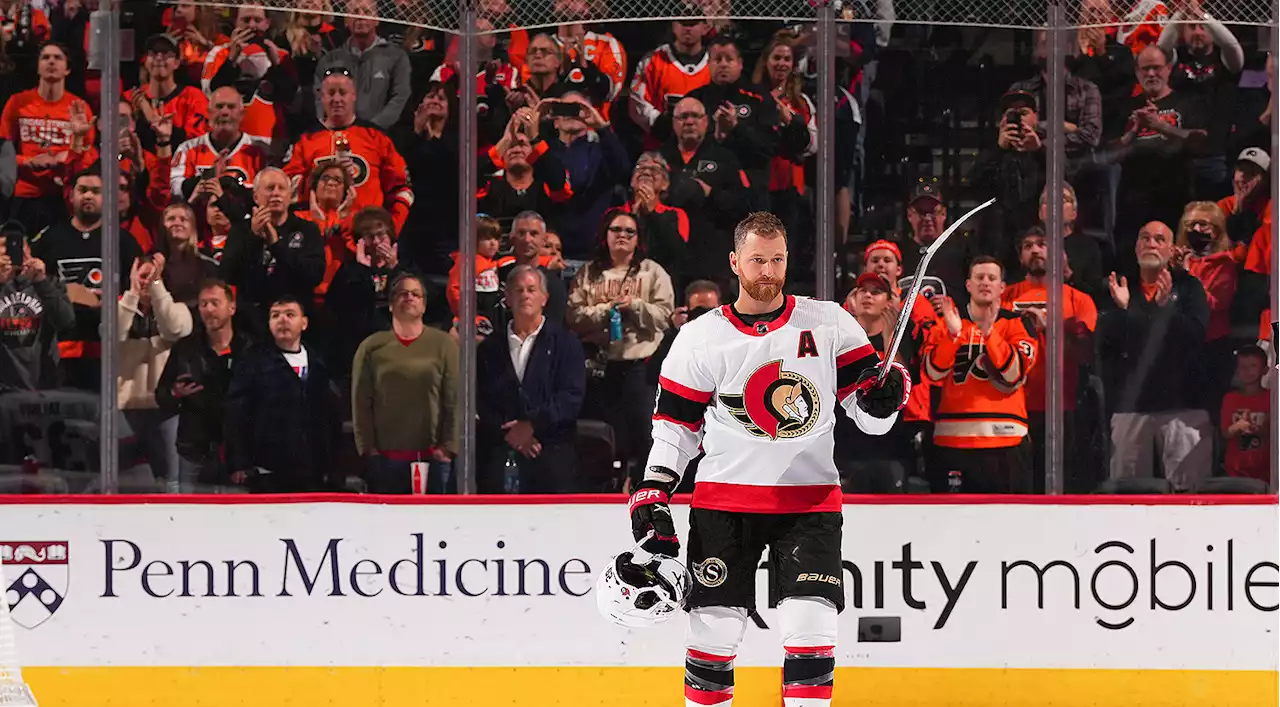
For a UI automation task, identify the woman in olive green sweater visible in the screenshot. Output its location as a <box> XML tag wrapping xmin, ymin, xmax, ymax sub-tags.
<box><xmin>351</xmin><ymin>273</ymin><xmax>460</xmax><ymax>493</ymax></box>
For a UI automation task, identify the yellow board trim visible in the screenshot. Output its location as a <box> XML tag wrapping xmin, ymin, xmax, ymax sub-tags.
<box><xmin>24</xmin><ymin>666</ymin><xmax>1278</xmax><ymax>706</ymax></box>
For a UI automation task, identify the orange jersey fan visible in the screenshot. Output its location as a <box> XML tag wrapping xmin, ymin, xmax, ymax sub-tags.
<box><xmin>924</xmin><ymin>311</ymin><xmax>1039</xmax><ymax>449</ymax></box>
<box><xmin>169</xmin><ymin>132</ymin><xmax>271</xmax><ymax>198</ymax></box>
<box><xmin>201</xmin><ymin>42</ymin><xmax>290</xmax><ymax>143</ymax></box>
<box><xmin>283</xmin><ymin>122</ymin><xmax>414</xmax><ymax>234</ymax></box>
<box><xmin>0</xmin><ymin>89</ymin><xmax>94</xmax><ymax>199</ymax></box>
<box><xmin>1001</xmin><ymin>282</ymin><xmax>1097</xmax><ymax>412</ymax></box>
<box><xmin>123</xmin><ymin>84</ymin><xmax>210</xmax><ymax>146</ymax></box>
<box><xmin>629</xmin><ymin>44</ymin><xmax>710</xmax><ymax>131</ymax></box>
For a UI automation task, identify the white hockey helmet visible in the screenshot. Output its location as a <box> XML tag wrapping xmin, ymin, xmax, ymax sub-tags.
<box><xmin>596</xmin><ymin>545</ymin><xmax>690</xmax><ymax>628</ymax></box>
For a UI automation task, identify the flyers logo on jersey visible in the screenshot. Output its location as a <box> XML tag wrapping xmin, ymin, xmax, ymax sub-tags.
<box><xmin>718</xmin><ymin>360</ymin><xmax>819</xmax><ymax>440</ymax></box>
<box><xmin>316</xmin><ymin>153</ymin><xmax>371</xmax><ymax>187</ymax></box>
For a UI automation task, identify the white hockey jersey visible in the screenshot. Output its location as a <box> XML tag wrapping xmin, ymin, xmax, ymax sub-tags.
<box><xmin>648</xmin><ymin>295</ymin><xmax>887</xmax><ymax>514</ymax></box>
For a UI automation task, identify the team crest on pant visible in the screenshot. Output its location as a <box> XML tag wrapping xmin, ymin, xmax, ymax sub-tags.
<box><xmin>718</xmin><ymin>360</ymin><xmax>820</xmax><ymax>440</ymax></box>
<box><xmin>2</xmin><ymin>541</ymin><xmax>69</xmax><ymax>629</ymax></box>
<box><xmin>693</xmin><ymin>557</ymin><xmax>728</xmax><ymax>587</ymax></box>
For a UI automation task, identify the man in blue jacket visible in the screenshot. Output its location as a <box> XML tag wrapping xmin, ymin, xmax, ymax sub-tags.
<box><xmin>477</xmin><ymin>264</ymin><xmax>586</xmax><ymax>493</ymax></box>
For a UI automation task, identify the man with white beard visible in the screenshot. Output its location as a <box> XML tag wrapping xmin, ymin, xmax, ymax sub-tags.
<box><xmin>1102</xmin><ymin>221</ymin><xmax>1212</xmax><ymax>489</ymax></box>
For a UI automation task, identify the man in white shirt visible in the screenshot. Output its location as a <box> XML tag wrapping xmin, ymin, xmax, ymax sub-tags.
<box><xmin>476</xmin><ymin>265</ymin><xmax>587</xmax><ymax>493</ymax></box>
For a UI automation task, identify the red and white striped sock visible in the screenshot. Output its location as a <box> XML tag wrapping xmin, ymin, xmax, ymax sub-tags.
<box><xmin>684</xmin><ymin>648</ymin><xmax>734</xmax><ymax>706</ymax></box>
<box><xmin>782</xmin><ymin>644</ymin><xmax>834</xmax><ymax>707</ymax></box>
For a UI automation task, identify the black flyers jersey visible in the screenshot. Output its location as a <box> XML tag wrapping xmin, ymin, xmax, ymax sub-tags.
<box><xmin>31</xmin><ymin>221</ymin><xmax>142</xmax><ymax>356</ymax></box>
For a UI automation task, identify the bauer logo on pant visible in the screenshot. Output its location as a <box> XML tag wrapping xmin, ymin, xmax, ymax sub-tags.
<box><xmin>2</xmin><ymin>541</ymin><xmax>69</xmax><ymax>629</ymax></box>
<box><xmin>718</xmin><ymin>360</ymin><xmax>820</xmax><ymax>440</ymax></box>
<box><xmin>693</xmin><ymin>557</ymin><xmax>728</xmax><ymax>587</ymax></box>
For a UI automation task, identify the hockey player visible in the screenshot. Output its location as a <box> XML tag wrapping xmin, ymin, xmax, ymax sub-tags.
<box><xmin>626</xmin><ymin>211</ymin><xmax>910</xmax><ymax>707</ymax></box>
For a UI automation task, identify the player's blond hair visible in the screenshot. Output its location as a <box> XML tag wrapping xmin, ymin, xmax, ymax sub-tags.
<box><xmin>733</xmin><ymin>212</ymin><xmax>787</xmax><ymax>252</ymax></box>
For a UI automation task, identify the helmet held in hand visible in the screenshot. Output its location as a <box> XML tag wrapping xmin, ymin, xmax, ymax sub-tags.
<box><xmin>596</xmin><ymin>549</ymin><xmax>690</xmax><ymax>628</ymax></box>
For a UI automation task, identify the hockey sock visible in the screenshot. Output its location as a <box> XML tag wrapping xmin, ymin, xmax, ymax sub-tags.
<box><xmin>685</xmin><ymin>648</ymin><xmax>734</xmax><ymax>706</ymax></box>
<box><xmin>780</xmin><ymin>596</ymin><xmax>837</xmax><ymax>706</ymax></box>
<box><xmin>782</xmin><ymin>645</ymin><xmax>835</xmax><ymax>706</ymax></box>
<box><xmin>685</xmin><ymin>606</ymin><xmax>747</xmax><ymax>706</ymax></box>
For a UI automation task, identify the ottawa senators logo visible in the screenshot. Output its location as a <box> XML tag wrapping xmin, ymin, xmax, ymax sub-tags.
<box><xmin>718</xmin><ymin>360</ymin><xmax>819</xmax><ymax>440</ymax></box>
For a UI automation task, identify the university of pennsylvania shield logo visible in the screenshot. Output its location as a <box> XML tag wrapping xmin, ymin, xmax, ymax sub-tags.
<box><xmin>3</xmin><ymin>541</ymin><xmax>69</xmax><ymax>629</ymax></box>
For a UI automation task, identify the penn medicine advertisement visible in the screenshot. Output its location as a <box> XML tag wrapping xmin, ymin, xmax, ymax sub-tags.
<box><xmin>0</xmin><ymin>499</ymin><xmax>1275</xmax><ymax>674</ymax></box>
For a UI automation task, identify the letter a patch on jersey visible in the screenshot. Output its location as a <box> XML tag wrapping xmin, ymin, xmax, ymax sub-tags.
<box><xmin>718</xmin><ymin>360</ymin><xmax>820</xmax><ymax>440</ymax></box>
<box><xmin>796</xmin><ymin>330</ymin><xmax>818</xmax><ymax>359</ymax></box>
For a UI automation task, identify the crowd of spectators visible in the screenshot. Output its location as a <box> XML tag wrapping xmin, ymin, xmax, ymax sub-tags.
<box><xmin>0</xmin><ymin>0</ymin><xmax>1271</xmax><ymax>495</ymax></box>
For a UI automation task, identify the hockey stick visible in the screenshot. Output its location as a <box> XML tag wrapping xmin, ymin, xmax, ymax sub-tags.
<box><xmin>876</xmin><ymin>197</ymin><xmax>998</xmax><ymax>386</ymax></box>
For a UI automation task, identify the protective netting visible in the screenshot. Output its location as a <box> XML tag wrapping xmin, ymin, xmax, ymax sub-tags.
<box><xmin>171</xmin><ymin>0</ymin><xmax>1278</xmax><ymax>35</ymax></box>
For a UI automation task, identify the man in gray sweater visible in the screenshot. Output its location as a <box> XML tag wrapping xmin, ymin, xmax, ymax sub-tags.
<box><xmin>313</xmin><ymin>0</ymin><xmax>411</xmax><ymax>130</ymax></box>
<box><xmin>0</xmin><ymin>224</ymin><xmax>75</xmax><ymax>392</ymax></box>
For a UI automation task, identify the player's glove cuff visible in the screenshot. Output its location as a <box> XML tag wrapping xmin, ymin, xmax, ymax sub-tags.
<box><xmin>627</xmin><ymin>486</ymin><xmax>670</xmax><ymax>514</ymax></box>
<box><xmin>629</xmin><ymin>475</ymin><xmax>680</xmax><ymax>557</ymax></box>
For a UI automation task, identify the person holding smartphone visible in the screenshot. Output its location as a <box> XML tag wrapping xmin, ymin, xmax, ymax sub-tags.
<box><xmin>200</xmin><ymin>5</ymin><xmax>298</xmax><ymax>146</ymax></box>
<box><xmin>156</xmin><ymin>279</ymin><xmax>251</xmax><ymax>491</ymax></box>
<box><xmin>0</xmin><ymin>221</ymin><xmax>72</xmax><ymax>392</ymax></box>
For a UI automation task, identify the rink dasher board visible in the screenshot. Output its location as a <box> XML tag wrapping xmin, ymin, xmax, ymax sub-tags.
<box><xmin>0</xmin><ymin>495</ymin><xmax>1273</xmax><ymax>674</ymax></box>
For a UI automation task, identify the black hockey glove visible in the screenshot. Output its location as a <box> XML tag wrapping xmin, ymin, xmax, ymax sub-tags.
<box><xmin>629</xmin><ymin>469</ymin><xmax>680</xmax><ymax>557</ymax></box>
<box><xmin>854</xmin><ymin>361</ymin><xmax>911</xmax><ymax>419</ymax></box>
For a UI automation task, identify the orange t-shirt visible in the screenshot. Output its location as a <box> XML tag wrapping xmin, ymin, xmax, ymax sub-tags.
<box><xmin>1002</xmin><ymin>281</ymin><xmax>1098</xmax><ymax>412</ymax></box>
<box><xmin>0</xmin><ymin>88</ymin><xmax>94</xmax><ymax>198</ymax></box>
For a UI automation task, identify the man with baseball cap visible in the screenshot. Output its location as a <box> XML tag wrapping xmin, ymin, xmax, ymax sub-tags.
<box><xmin>124</xmin><ymin>34</ymin><xmax>209</xmax><ymax>151</ymax></box>
<box><xmin>1219</xmin><ymin>146</ymin><xmax>1272</xmax><ymax>344</ymax></box>
<box><xmin>854</xmin><ymin>239</ymin><xmax>939</xmax><ymax>481</ymax></box>
<box><xmin>834</xmin><ymin>271</ymin><xmax>916</xmax><ymax>492</ymax></box>
<box><xmin>894</xmin><ymin>179</ymin><xmax>983</xmax><ymax>307</ymax></box>
<box><xmin>1006</xmin><ymin>29</ymin><xmax>1103</xmax><ymax>159</ymax></box>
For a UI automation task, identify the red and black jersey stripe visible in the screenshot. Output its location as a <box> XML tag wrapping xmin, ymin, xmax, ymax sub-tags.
<box><xmin>835</xmin><ymin>344</ymin><xmax>878</xmax><ymax>401</ymax></box>
<box><xmin>653</xmin><ymin>375</ymin><xmax>712</xmax><ymax>432</ymax></box>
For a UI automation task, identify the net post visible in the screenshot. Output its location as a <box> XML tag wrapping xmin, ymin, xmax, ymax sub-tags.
<box><xmin>1269</xmin><ymin>13</ymin><xmax>1279</xmax><ymax>493</ymax></box>
<box><xmin>92</xmin><ymin>7</ymin><xmax>120</xmax><ymax>494</ymax></box>
<box><xmin>457</xmin><ymin>5</ymin><xmax>479</xmax><ymax>495</ymax></box>
<box><xmin>815</xmin><ymin>0</ymin><xmax>836</xmax><ymax>301</ymax></box>
<box><xmin>1045</xmin><ymin>1</ymin><xmax>1066</xmax><ymax>495</ymax></box>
